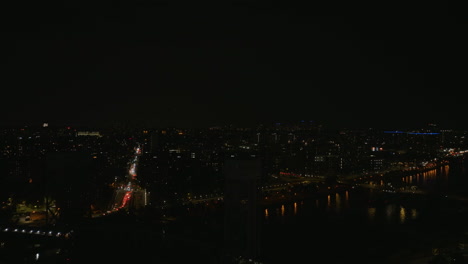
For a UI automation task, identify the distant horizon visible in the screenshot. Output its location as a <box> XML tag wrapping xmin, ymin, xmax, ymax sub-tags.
<box><xmin>3</xmin><ymin>2</ymin><xmax>467</xmax><ymax>137</ymax></box>
<box><xmin>1</xmin><ymin>119</ymin><xmax>463</xmax><ymax>132</ymax></box>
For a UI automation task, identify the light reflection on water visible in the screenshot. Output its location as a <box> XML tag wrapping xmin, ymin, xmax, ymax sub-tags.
<box><xmin>411</xmin><ymin>208</ymin><xmax>418</xmax><ymax>219</ymax></box>
<box><xmin>335</xmin><ymin>192</ymin><xmax>341</xmax><ymax>212</ymax></box>
<box><xmin>257</xmin><ymin>159</ymin><xmax>468</xmax><ymax>263</ymax></box>
<box><xmin>261</xmin><ymin>163</ymin><xmax>463</xmax><ymax>228</ymax></box>
<box><xmin>263</xmin><ymin>188</ymin><xmax>421</xmax><ymax>225</ymax></box>
<box><xmin>399</xmin><ymin>206</ymin><xmax>406</xmax><ymax>224</ymax></box>
<box><xmin>385</xmin><ymin>204</ymin><xmax>394</xmax><ymax>221</ymax></box>
<box><xmin>368</xmin><ymin>207</ymin><xmax>376</xmax><ymax>222</ymax></box>
<box><xmin>345</xmin><ymin>190</ymin><xmax>349</xmax><ymax>207</ymax></box>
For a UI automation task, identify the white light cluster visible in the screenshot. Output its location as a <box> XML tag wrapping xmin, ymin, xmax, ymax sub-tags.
<box><xmin>1</xmin><ymin>226</ymin><xmax>72</xmax><ymax>238</ymax></box>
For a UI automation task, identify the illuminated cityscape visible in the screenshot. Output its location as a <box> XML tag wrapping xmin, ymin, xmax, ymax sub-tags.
<box><xmin>2</xmin><ymin>1</ymin><xmax>467</xmax><ymax>263</ymax></box>
<box><xmin>1</xmin><ymin>121</ymin><xmax>468</xmax><ymax>263</ymax></box>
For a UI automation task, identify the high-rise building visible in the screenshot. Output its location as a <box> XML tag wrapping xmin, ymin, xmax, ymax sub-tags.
<box><xmin>45</xmin><ymin>151</ymin><xmax>96</xmax><ymax>224</ymax></box>
<box><xmin>223</xmin><ymin>156</ymin><xmax>262</xmax><ymax>262</ymax></box>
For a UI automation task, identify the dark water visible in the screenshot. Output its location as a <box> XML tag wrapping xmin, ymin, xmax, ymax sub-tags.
<box><xmin>162</xmin><ymin>156</ymin><xmax>468</xmax><ymax>264</ymax></box>
<box><xmin>260</xmin><ymin>191</ymin><xmax>431</xmax><ymax>263</ymax></box>
<box><xmin>69</xmin><ymin>156</ymin><xmax>468</xmax><ymax>264</ymax></box>
<box><xmin>258</xmin><ymin>156</ymin><xmax>468</xmax><ymax>264</ymax></box>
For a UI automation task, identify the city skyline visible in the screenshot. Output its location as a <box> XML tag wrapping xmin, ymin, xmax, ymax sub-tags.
<box><xmin>2</xmin><ymin>104</ymin><xmax>468</xmax><ymax>263</ymax></box>
<box><xmin>2</xmin><ymin>2</ymin><xmax>467</xmax><ymax>130</ymax></box>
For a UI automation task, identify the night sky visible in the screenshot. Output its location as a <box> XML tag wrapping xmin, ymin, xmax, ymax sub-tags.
<box><xmin>1</xmin><ymin>1</ymin><xmax>467</xmax><ymax>130</ymax></box>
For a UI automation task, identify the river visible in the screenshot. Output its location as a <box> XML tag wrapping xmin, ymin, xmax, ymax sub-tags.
<box><xmin>258</xmin><ymin>156</ymin><xmax>468</xmax><ymax>263</ymax></box>
<box><xmin>99</xmin><ymin>155</ymin><xmax>468</xmax><ymax>264</ymax></box>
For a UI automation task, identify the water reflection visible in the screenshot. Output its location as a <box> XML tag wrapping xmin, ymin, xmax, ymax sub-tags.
<box><xmin>365</xmin><ymin>164</ymin><xmax>453</xmax><ymax>195</ymax></box>
<box><xmin>262</xmin><ymin>189</ymin><xmax>421</xmax><ymax>226</ymax></box>
<box><xmin>386</xmin><ymin>204</ymin><xmax>394</xmax><ymax>221</ymax></box>
<box><xmin>399</xmin><ymin>206</ymin><xmax>406</xmax><ymax>224</ymax></box>
<box><xmin>345</xmin><ymin>191</ymin><xmax>349</xmax><ymax>208</ymax></box>
<box><xmin>335</xmin><ymin>193</ymin><xmax>341</xmax><ymax>212</ymax></box>
<box><xmin>258</xmin><ymin>159</ymin><xmax>468</xmax><ymax>263</ymax></box>
<box><xmin>411</xmin><ymin>208</ymin><xmax>418</xmax><ymax>220</ymax></box>
<box><xmin>368</xmin><ymin>207</ymin><xmax>376</xmax><ymax>222</ymax></box>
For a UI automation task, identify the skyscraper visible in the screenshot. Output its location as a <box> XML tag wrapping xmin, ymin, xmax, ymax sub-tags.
<box><xmin>223</xmin><ymin>156</ymin><xmax>262</xmax><ymax>263</ymax></box>
<box><xmin>45</xmin><ymin>151</ymin><xmax>96</xmax><ymax>225</ymax></box>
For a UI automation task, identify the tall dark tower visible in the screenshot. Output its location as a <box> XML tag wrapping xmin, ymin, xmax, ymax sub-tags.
<box><xmin>45</xmin><ymin>151</ymin><xmax>95</xmax><ymax>225</ymax></box>
<box><xmin>223</xmin><ymin>156</ymin><xmax>262</xmax><ymax>263</ymax></box>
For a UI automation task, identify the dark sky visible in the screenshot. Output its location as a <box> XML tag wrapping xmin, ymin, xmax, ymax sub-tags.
<box><xmin>1</xmin><ymin>1</ymin><xmax>467</xmax><ymax>130</ymax></box>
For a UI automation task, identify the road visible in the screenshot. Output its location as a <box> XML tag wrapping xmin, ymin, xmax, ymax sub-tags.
<box><xmin>97</xmin><ymin>143</ymin><xmax>148</xmax><ymax>217</ymax></box>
